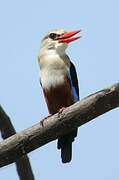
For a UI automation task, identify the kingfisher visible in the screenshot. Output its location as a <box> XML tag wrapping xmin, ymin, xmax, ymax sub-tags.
<box><xmin>38</xmin><ymin>29</ymin><xmax>81</xmax><ymax>163</ymax></box>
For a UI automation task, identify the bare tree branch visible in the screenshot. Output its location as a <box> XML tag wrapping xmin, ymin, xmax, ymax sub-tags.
<box><xmin>0</xmin><ymin>106</ymin><xmax>35</xmax><ymax>180</ymax></box>
<box><xmin>0</xmin><ymin>82</ymin><xmax>119</xmax><ymax>168</ymax></box>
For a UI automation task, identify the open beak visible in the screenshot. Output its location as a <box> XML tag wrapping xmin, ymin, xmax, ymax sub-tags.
<box><xmin>54</xmin><ymin>30</ymin><xmax>82</xmax><ymax>43</ymax></box>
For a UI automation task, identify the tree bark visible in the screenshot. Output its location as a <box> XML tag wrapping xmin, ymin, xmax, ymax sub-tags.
<box><xmin>0</xmin><ymin>106</ymin><xmax>35</xmax><ymax>180</ymax></box>
<box><xmin>0</xmin><ymin>82</ymin><xmax>119</xmax><ymax>168</ymax></box>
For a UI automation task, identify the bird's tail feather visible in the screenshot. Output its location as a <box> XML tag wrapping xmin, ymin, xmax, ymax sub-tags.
<box><xmin>57</xmin><ymin>129</ymin><xmax>77</xmax><ymax>163</ymax></box>
<box><xmin>61</xmin><ymin>141</ymin><xmax>72</xmax><ymax>163</ymax></box>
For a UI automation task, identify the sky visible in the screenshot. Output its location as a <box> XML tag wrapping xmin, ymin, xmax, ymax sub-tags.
<box><xmin>0</xmin><ymin>0</ymin><xmax>119</xmax><ymax>179</ymax></box>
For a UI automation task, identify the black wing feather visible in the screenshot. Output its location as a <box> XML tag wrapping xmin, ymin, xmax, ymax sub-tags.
<box><xmin>69</xmin><ymin>61</ymin><xmax>79</xmax><ymax>99</ymax></box>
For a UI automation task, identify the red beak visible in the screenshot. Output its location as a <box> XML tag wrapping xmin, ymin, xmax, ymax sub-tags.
<box><xmin>54</xmin><ymin>30</ymin><xmax>82</xmax><ymax>43</ymax></box>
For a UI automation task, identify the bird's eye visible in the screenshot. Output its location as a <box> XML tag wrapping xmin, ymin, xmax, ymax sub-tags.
<box><xmin>49</xmin><ymin>33</ymin><xmax>59</xmax><ymax>39</ymax></box>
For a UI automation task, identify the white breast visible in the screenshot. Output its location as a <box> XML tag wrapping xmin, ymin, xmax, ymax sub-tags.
<box><xmin>39</xmin><ymin>54</ymin><xmax>68</xmax><ymax>89</ymax></box>
<box><xmin>40</xmin><ymin>69</ymin><xmax>65</xmax><ymax>89</ymax></box>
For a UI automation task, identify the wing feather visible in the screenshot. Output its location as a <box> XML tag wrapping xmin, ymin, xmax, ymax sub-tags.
<box><xmin>67</xmin><ymin>61</ymin><xmax>79</xmax><ymax>102</ymax></box>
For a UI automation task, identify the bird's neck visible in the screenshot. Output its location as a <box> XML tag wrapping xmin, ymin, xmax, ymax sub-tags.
<box><xmin>38</xmin><ymin>49</ymin><xmax>70</xmax><ymax>69</ymax></box>
<box><xmin>40</xmin><ymin>48</ymin><xmax>66</xmax><ymax>57</ymax></box>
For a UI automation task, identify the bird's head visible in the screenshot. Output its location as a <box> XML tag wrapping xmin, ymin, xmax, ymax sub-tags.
<box><xmin>40</xmin><ymin>29</ymin><xmax>81</xmax><ymax>56</ymax></box>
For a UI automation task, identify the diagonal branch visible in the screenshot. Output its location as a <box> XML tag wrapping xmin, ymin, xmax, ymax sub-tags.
<box><xmin>0</xmin><ymin>106</ymin><xmax>35</xmax><ymax>180</ymax></box>
<box><xmin>0</xmin><ymin>82</ymin><xmax>119</xmax><ymax>168</ymax></box>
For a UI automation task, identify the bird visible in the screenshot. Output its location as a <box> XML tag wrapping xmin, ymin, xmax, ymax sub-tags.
<box><xmin>38</xmin><ymin>29</ymin><xmax>81</xmax><ymax>163</ymax></box>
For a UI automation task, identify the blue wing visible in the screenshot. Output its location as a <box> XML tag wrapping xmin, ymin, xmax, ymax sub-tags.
<box><xmin>67</xmin><ymin>61</ymin><xmax>79</xmax><ymax>103</ymax></box>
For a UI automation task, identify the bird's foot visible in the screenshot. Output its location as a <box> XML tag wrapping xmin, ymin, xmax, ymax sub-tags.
<box><xmin>58</xmin><ymin>107</ymin><xmax>66</xmax><ymax>118</ymax></box>
<box><xmin>59</xmin><ymin>107</ymin><xmax>66</xmax><ymax>113</ymax></box>
<box><xmin>40</xmin><ymin>114</ymin><xmax>52</xmax><ymax>126</ymax></box>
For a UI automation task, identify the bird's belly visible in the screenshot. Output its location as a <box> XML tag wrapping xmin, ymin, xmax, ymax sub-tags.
<box><xmin>43</xmin><ymin>81</ymin><xmax>74</xmax><ymax>114</ymax></box>
<box><xmin>40</xmin><ymin>69</ymin><xmax>74</xmax><ymax>114</ymax></box>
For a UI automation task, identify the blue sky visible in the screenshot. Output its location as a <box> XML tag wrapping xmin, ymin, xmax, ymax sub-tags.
<box><xmin>0</xmin><ymin>0</ymin><xmax>119</xmax><ymax>179</ymax></box>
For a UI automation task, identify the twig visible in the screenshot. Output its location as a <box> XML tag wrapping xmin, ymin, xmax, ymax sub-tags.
<box><xmin>0</xmin><ymin>106</ymin><xmax>35</xmax><ymax>180</ymax></box>
<box><xmin>0</xmin><ymin>82</ymin><xmax>119</xmax><ymax>168</ymax></box>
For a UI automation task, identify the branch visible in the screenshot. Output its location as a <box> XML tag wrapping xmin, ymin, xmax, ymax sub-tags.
<box><xmin>0</xmin><ymin>82</ymin><xmax>119</xmax><ymax>168</ymax></box>
<box><xmin>0</xmin><ymin>106</ymin><xmax>35</xmax><ymax>180</ymax></box>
